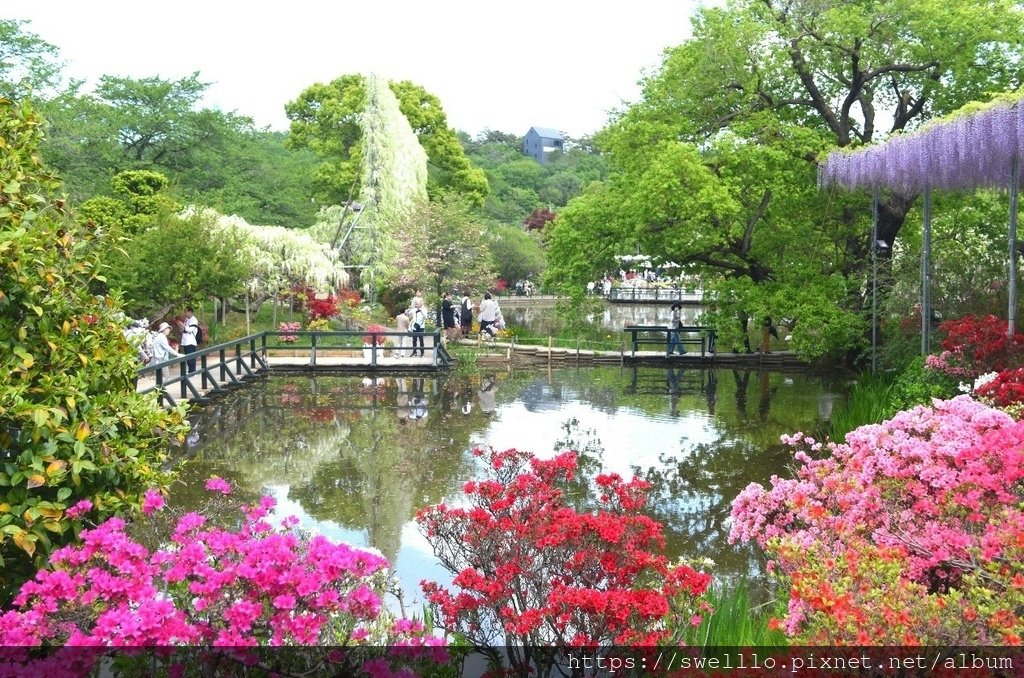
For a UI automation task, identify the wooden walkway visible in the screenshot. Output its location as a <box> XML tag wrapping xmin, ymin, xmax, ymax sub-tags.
<box><xmin>137</xmin><ymin>330</ymin><xmax>452</xmax><ymax>407</ymax></box>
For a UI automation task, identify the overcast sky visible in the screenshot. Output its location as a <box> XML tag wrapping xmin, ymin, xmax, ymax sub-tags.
<box><xmin>10</xmin><ymin>1</ymin><xmax>702</xmax><ymax>138</ymax></box>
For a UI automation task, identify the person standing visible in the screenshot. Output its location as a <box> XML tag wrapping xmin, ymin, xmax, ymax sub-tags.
<box><xmin>478</xmin><ymin>292</ymin><xmax>499</xmax><ymax>343</ymax></box>
<box><xmin>151</xmin><ymin>322</ymin><xmax>183</xmax><ymax>384</ymax></box>
<box><xmin>180</xmin><ymin>307</ymin><xmax>199</xmax><ymax>372</ymax></box>
<box><xmin>460</xmin><ymin>293</ymin><xmax>474</xmax><ymax>336</ymax></box>
<box><xmin>410</xmin><ymin>298</ymin><xmax>427</xmax><ymax>357</ymax></box>
<box><xmin>441</xmin><ymin>291</ymin><xmax>457</xmax><ymax>342</ymax></box>
<box><xmin>668</xmin><ymin>302</ymin><xmax>686</xmax><ymax>355</ymax></box>
<box><xmin>394</xmin><ymin>308</ymin><xmax>411</xmax><ymax>358</ymax></box>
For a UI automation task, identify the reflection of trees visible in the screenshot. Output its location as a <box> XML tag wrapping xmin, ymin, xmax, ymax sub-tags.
<box><xmin>177</xmin><ymin>375</ymin><xmax>485</xmax><ymax>564</ymax></box>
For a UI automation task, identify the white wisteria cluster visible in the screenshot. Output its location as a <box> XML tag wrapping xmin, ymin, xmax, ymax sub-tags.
<box><xmin>184</xmin><ymin>206</ymin><xmax>348</xmax><ymax>297</ymax></box>
<box><xmin>354</xmin><ymin>74</ymin><xmax>429</xmax><ymax>288</ymax></box>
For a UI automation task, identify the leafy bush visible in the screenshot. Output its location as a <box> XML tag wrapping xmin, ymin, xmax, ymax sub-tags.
<box><xmin>0</xmin><ymin>99</ymin><xmax>186</xmax><ymax>598</ymax></box>
<box><xmin>732</xmin><ymin>396</ymin><xmax>1024</xmax><ymax>644</ymax></box>
<box><xmin>417</xmin><ymin>447</ymin><xmax>711</xmax><ymax>673</ymax></box>
<box><xmin>888</xmin><ymin>355</ymin><xmax>960</xmax><ymax>413</ymax></box>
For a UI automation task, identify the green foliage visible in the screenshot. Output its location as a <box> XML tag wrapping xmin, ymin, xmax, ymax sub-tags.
<box><xmin>0</xmin><ymin>98</ymin><xmax>187</xmax><ymax>597</ymax></box>
<box><xmin>677</xmin><ymin>580</ymin><xmax>786</xmax><ymax>648</ymax></box>
<box><xmin>485</xmin><ymin>224</ymin><xmax>545</xmax><ymax>284</ymax></box>
<box><xmin>887</xmin><ymin>356</ymin><xmax>960</xmax><ymax>413</ymax></box>
<box><xmin>40</xmin><ymin>75</ymin><xmax>316</xmax><ymax>228</ymax></box>
<box><xmin>79</xmin><ymin>169</ymin><xmax>179</xmax><ymax>236</ymax></box>
<box><xmin>286</xmin><ymin>75</ymin><xmax>487</xmax><ymax>207</ymax></box>
<box><xmin>105</xmin><ymin>209</ymin><xmax>251</xmax><ymax>316</ymax></box>
<box><xmin>0</xmin><ymin>20</ymin><xmax>62</xmax><ymax>100</ymax></box>
<box><xmin>829</xmin><ymin>374</ymin><xmax>895</xmax><ymax>443</ymax></box>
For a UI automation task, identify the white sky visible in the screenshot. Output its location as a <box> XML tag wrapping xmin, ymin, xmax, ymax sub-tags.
<box><xmin>8</xmin><ymin>1</ymin><xmax>702</xmax><ymax>138</ymax></box>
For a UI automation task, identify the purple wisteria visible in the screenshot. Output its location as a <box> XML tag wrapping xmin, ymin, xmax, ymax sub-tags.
<box><xmin>820</xmin><ymin>100</ymin><xmax>1024</xmax><ymax>192</ymax></box>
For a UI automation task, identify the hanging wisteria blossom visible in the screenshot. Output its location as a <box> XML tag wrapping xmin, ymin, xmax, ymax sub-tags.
<box><xmin>821</xmin><ymin>98</ymin><xmax>1024</xmax><ymax>192</ymax></box>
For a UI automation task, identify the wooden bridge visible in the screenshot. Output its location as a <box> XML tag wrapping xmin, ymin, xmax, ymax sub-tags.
<box><xmin>137</xmin><ymin>330</ymin><xmax>453</xmax><ymax>407</ymax></box>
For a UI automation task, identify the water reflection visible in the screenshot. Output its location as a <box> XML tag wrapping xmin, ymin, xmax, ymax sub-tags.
<box><xmin>176</xmin><ymin>367</ymin><xmax>841</xmax><ymax>605</ymax></box>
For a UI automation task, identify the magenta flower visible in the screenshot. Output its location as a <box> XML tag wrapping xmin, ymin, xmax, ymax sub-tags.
<box><xmin>141</xmin><ymin>489</ymin><xmax>165</xmax><ymax>516</ymax></box>
<box><xmin>205</xmin><ymin>476</ymin><xmax>232</xmax><ymax>495</ymax></box>
<box><xmin>65</xmin><ymin>499</ymin><xmax>93</xmax><ymax>520</ymax></box>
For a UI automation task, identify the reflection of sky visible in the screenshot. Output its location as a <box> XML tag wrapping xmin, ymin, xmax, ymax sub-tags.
<box><xmin>266</xmin><ymin>485</ymin><xmax>454</xmax><ymax>611</ymax></box>
<box><xmin>480</xmin><ymin>401</ymin><xmax>718</xmax><ymax>477</ymax></box>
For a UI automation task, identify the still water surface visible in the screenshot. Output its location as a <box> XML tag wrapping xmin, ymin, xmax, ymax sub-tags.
<box><xmin>174</xmin><ymin>366</ymin><xmax>843</xmax><ymax>606</ymax></box>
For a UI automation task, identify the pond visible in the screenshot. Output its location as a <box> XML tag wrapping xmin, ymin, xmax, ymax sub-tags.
<box><xmin>172</xmin><ymin>365</ymin><xmax>845</xmax><ymax>609</ymax></box>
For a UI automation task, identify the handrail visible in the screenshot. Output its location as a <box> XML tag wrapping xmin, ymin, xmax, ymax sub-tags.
<box><xmin>138</xmin><ymin>330</ymin><xmax>450</xmax><ymax>407</ymax></box>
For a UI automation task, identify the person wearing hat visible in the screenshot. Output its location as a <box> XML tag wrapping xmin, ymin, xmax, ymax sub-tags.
<box><xmin>668</xmin><ymin>302</ymin><xmax>686</xmax><ymax>355</ymax></box>
<box><xmin>151</xmin><ymin>321</ymin><xmax>183</xmax><ymax>383</ymax></box>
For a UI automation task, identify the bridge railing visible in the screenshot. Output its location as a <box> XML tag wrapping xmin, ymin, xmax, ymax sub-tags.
<box><xmin>605</xmin><ymin>287</ymin><xmax>704</xmax><ymax>303</ymax></box>
<box><xmin>138</xmin><ymin>333</ymin><xmax>267</xmax><ymax>408</ymax></box>
<box><xmin>262</xmin><ymin>330</ymin><xmax>446</xmax><ymax>367</ymax></box>
<box><xmin>139</xmin><ymin>330</ymin><xmax>449</xmax><ymax>407</ymax></box>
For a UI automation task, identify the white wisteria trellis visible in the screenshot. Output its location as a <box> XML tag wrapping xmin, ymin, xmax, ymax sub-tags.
<box><xmin>820</xmin><ymin>95</ymin><xmax>1024</xmax><ymax>372</ymax></box>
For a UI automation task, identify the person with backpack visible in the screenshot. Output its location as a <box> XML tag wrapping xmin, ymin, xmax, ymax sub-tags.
<box><xmin>180</xmin><ymin>307</ymin><xmax>201</xmax><ymax>372</ymax></box>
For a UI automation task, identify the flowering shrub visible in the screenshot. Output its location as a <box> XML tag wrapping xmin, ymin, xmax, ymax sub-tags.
<box><xmin>417</xmin><ymin>447</ymin><xmax>711</xmax><ymax>672</ymax></box>
<box><xmin>307</xmin><ymin>294</ymin><xmax>340</xmax><ymax>321</ymax></box>
<box><xmin>925</xmin><ymin>314</ymin><xmax>1024</xmax><ymax>378</ymax></box>
<box><xmin>0</xmin><ymin>481</ymin><xmax>445</xmax><ymax>673</ymax></box>
<box><xmin>278</xmin><ymin>321</ymin><xmax>301</xmax><ymax>343</ymax></box>
<box><xmin>731</xmin><ymin>396</ymin><xmax>1024</xmax><ymax>644</ymax></box>
<box><xmin>363</xmin><ymin>324</ymin><xmax>388</xmax><ymax>346</ymax></box>
<box><xmin>337</xmin><ymin>288</ymin><xmax>362</xmax><ymax>308</ymax></box>
<box><xmin>975</xmin><ymin>367</ymin><xmax>1024</xmax><ymax>410</ymax></box>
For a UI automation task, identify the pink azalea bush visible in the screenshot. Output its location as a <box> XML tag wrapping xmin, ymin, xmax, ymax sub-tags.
<box><xmin>731</xmin><ymin>396</ymin><xmax>1024</xmax><ymax>644</ymax></box>
<box><xmin>0</xmin><ymin>481</ymin><xmax>445</xmax><ymax>673</ymax></box>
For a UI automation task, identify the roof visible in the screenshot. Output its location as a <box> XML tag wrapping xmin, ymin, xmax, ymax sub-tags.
<box><xmin>528</xmin><ymin>126</ymin><xmax>564</xmax><ymax>140</ymax></box>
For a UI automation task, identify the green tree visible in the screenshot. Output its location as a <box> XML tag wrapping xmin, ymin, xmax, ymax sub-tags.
<box><xmin>0</xmin><ymin>19</ymin><xmax>62</xmax><ymax>100</ymax></box>
<box><xmin>487</xmin><ymin>224</ymin><xmax>546</xmax><ymax>285</ymax></box>
<box><xmin>286</xmin><ymin>75</ymin><xmax>488</xmax><ymax>207</ymax></box>
<box><xmin>0</xmin><ymin>99</ymin><xmax>186</xmax><ymax>597</ymax></box>
<box><xmin>105</xmin><ymin>209</ymin><xmax>250</xmax><ymax>317</ymax></box>
<box><xmin>391</xmin><ymin>197</ymin><xmax>496</xmax><ymax>302</ymax></box>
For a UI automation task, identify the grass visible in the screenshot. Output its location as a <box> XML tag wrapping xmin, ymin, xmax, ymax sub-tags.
<box><xmin>829</xmin><ymin>372</ymin><xmax>896</xmax><ymax>442</ymax></box>
<box><xmin>682</xmin><ymin>580</ymin><xmax>787</xmax><ymax>648</ymax></box>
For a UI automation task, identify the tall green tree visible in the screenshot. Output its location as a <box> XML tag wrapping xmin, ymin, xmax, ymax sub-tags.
<box><xmin>545</xmin><ymin>0</ymin><xmax>1024</xmax><ymax>360</ymax></box>
<box><xmin>286</xmin><ymin>75</ymin><xmax>488</xmax><ymax>207</ymax></box>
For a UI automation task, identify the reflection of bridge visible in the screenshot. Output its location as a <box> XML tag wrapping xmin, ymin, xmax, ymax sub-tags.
<box><xmin>137</xmin><ymin>330</ymin><xmax>453</xmax><ymax>407</ymax></box>
<box><xmin>605</xmin><ymin>287</ymin><xmax>704</xmax><ymax>304</ymax></box>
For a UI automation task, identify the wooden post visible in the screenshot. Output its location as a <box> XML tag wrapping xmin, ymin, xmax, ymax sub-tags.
<box><xmin>245</xmin><ymin>291</ymin><xmax>251</xmax><ymax>336</ymax></box>
<box><xmin>548</xmin><ymin>336</ymin><xmax>553</xmax><ymax>367</ymax></box>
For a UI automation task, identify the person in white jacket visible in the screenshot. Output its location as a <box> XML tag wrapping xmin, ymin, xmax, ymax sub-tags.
<box><xmin>151</xmin><ymin>322</ymin><xmax>182</xmax><ymax>384</ymax></box>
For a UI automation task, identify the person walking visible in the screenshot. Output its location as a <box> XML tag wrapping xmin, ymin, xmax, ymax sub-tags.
<box><xmin>151</xmin><ymin>321</ymin><xmax>183</xmax><ymax>384</ymax></box>
<box><xmin>180</xmin><ymin>307</ymin><xmax>199</xmax><ymax>372</ymax></box>
<box><xmin>395</xmin><ymin>308</ymin><xmax>411</xmax><ymax>358</ymax></box>
<box><xmin>478</xmin><ymin>292</ymin><xmax>499</xmax><ymax>344</ymax></box>
<box><xmin>410</xmin><ymin>298</ymin><xmax>427</xmax><ymax>357</ymax></box>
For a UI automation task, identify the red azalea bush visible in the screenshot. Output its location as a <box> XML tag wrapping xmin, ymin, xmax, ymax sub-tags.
<box><xmin>337</xmin><ymin>288</ymin><xmax>362</xmax><ymax>308</ymax></box>
<box><xmin>307</xmin><ymin>294</ymin><xmax>340</xmax><ymax>322</ymax></box>
<box><xmin>975</xmin><ymin>367</ymin><xmax>1024</xmax><ymax>409</ymax></box>
<box><xmin>925</xmin><ymin>314</ymin><xmax>1024</xmax><ymax>378</ymax></box>
<box><xmin>731</xmin><ymin>396</ymin><xmax>1024</xmax><ymax>644</ymax></box>
<box><xmin>363</xmin><ymin>324</ymin><xmax>388</xmax><ymax>346</ymax></box>
<box><xmin>417</xmin><ymin>447</ymin><xmax>711</xmax><ymax>670</ymax></box>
